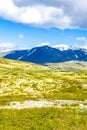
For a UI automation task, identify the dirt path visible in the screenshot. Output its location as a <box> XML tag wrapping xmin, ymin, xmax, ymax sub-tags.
<box><xmin>0</xmin><ymin>100</ymin><xmax>87</xmax><ymax>109</ymax></box>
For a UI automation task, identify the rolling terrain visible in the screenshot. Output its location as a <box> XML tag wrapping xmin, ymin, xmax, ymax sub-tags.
<box><xmin>0</xmin><ymin>58</ymin><xmax>87</xmax><ymax>130</ymax></box>
<box><xmin>46</xmin><ymin>61</ymin><xmax>87</xmax><ymax>71</ymax></box>
<box><xmin>0</xmin><ymin>58</ymin><xmax>87</xmax><ymax>105</ymax></box>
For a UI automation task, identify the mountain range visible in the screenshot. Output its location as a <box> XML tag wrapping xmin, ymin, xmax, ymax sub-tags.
<box><xmin>2</xmin><ymin>45</ymin><xmax>87</xmax><ymax>65</ymax></box>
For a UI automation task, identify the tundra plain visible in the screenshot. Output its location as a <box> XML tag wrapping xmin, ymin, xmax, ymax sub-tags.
<box><xmin>0</xmin><ymin>58</ymin><xmax>87</xmax><ymax>130</ymax></box>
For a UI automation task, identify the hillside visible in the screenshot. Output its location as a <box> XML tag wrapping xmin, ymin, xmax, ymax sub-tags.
<box><xmin>0</xmin><ymin>58</ymin><xmax>87</xmax><ymax>106</ymax></box>
<box><xmin>0</xmin><ymin>57</ymin><xmax>47</xmax><ymax>71</ymax></box>
<box><xmin>46</xmin><ymin>61</ymin><xmax>87</xmax><ymax>71</ymax></box>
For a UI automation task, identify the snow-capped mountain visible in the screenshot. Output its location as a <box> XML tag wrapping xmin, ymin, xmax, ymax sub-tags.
<box><xmin>3</xmin><ymin>45</ymin><xmax>87</xmax><ymax>64</ymax></box>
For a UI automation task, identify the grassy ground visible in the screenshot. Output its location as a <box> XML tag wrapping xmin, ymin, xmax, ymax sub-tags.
<box><xmin>0</xmin><ymin>58</ymin><xmax>87</xmax><ymax>130</ymax></box>
<box><xmin>0</xmin><ymin>58</ymin><xmax>87</xmax><ymax>105</ymax></box>
<box><xmin>0</xmin><ymin>107</ymin><xmax>87</xmax><ymax>130</ymax></box>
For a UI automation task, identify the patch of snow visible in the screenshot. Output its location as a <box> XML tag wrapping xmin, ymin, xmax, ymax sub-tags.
<box><xmin>17</xmin><ymin>52</ymin><xmax>28</xmax><ymax>60</ymax></box>
<box><xmin>27</xmin><ymin>49</ymin><xmax>36</xmax><ymax>56</ymax></box>
<box><xmin>17</xmin><ymin>55</ymin><xmax>24</xmax><ymax>60</ymax></box>
<box><xmin>75</xmin><ymin>54</ymin><xmax>78</xmax><ymax>58</ymax></box>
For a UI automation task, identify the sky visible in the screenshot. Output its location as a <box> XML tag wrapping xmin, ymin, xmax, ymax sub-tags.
<box><xmin>0</xmin><ymin>0</ymin><xmax>87</xmax><ymax>52</ymax></box>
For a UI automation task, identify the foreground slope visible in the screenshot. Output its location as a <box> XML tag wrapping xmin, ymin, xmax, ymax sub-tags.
<box><xmin>1</xmin><ymin>108</ymin><xmax>87</xmax><ymax>130</ymax></box>
<box><xmin>0</xmin><ymin>58</ymin><xmax>87</xmax><ymax>105</ymax></box>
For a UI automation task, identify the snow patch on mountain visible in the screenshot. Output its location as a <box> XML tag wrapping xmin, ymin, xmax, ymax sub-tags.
<box><xmin>27</xmin><ymin>49</ymin><xmax>36</xmax><ymax>56</ymax></box>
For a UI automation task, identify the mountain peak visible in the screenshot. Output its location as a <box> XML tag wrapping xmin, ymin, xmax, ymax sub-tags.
<box><xmin>3</xmin><ymin>45</ymin><xmax>87</xmax><ymax>64</ymax></box>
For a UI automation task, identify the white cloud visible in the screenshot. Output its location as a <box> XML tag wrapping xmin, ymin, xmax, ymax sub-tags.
<box><xmin>0</xmin><ymin>42</ymin><xmax>18</xmax><ymax>52</ymax></box>
<box><xmin>76</xmin><ymin>36</ymin><xmax>87</xmax><ymax>46</ymax></box>
<box><xmin>37</xmin><ymin>42</ymin><xmax>50</xmax><ymax>46</ymax></box>
<box><xmin>0</xmin><ymin>0</ymin><xmax>87</xmax><ymax>29</ymax></box>
<box><xmin>52</xmin><ymin>44</ymin><xmax>70</xmax><ymax>50</ymax></box>
<box><xmin>82</xmin><ymin>45</ymin><xmax>87</xmax><ymax>49</ymax></box>
<box><xmin>18</xmin><ymin>34</ymin><xmax>24</xmax><ymax>39</ymax></box>
<box><xmin>76</xmin><ymin>36</ymin><xmax>87</xmax><ymax>44</ymax></box>
<box><xmin>76</xmin><ymin>36</ymin><xmax>87</xmax><ymax>49</ymax></box>
<box><xmin>0</xmin><ymin>0</ymin><xmax>70</xmax><ymax>29</ymax></box>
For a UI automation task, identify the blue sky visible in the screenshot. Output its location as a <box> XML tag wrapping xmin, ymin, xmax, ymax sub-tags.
<box><xmin>0</xmin><ymin>0</ymin><xmax>87</xmax><ymax>51</ymax></box>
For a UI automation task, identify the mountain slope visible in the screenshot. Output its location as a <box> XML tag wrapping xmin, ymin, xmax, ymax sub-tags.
<box><xmin>4</xmin><ymin>46</ymin><xmax>66</xmax><ymax>64</ymax></box>
<box><xmin>3</xmin><ymin>45</ymin><xmax>87</xmax><ymax>64</ymax></box>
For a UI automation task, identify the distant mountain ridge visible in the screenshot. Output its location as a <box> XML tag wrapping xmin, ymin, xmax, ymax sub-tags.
<box><xmin>3</xmin><ymin>45</ymin><xmax>87</xmax><ymax>64</ymax></box>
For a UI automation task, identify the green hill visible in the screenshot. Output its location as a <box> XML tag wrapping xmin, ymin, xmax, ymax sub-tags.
<box><xmin>0</xmin><ymin>58</ymin><xmax>87</xmax><ymax>105</ymax></box>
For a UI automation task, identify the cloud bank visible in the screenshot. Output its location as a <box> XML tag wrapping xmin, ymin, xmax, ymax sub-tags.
<box><xmin>0</xmin><ymin>0</ymin><xmax>87</xmax><ymax>29</ymax></box>
<box><xmin>0</xmin><ymin>42</ymin><xmax>18</xmax><ymax>52</ymax></box>
<box><xmin>37</xmin><ymin>42</ymin><xmax>50</xmax><ymax>47</ymax></box>
<box><xmin>76</xmin><ymin>36</ymin><xmax>87</xmax><ymax>49</ymax></box>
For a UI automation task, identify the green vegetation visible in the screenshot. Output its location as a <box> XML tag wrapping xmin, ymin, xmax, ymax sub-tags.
<box><xmin>0</xmin><ymin>58</ymin><xmax>87</xmax><ymax>129</ymax></box>
<box><xmin>0</xmin><ymin>107</ymin><xmax>87</xmax><ymax>130</ymax></box>
<box><xmin>0</xmin><ymin>58</ymin><xmax>87</xmax><ymax>105</ymax></box>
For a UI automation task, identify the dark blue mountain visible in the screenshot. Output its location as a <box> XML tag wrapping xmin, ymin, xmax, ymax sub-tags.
<box><xmin>64</xmin><ymin>48</ymin><xmax>87</xmax><ymax>61</ymax></box>
<box><xmin>3</xmin><ymin>46</ymin><xmax>87</xmax><ymax>64</ymax></box>
<box><xmin>4</xmin><ymin>50</ymin><xmax>28</xmax><ymax>60</ymax></box>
